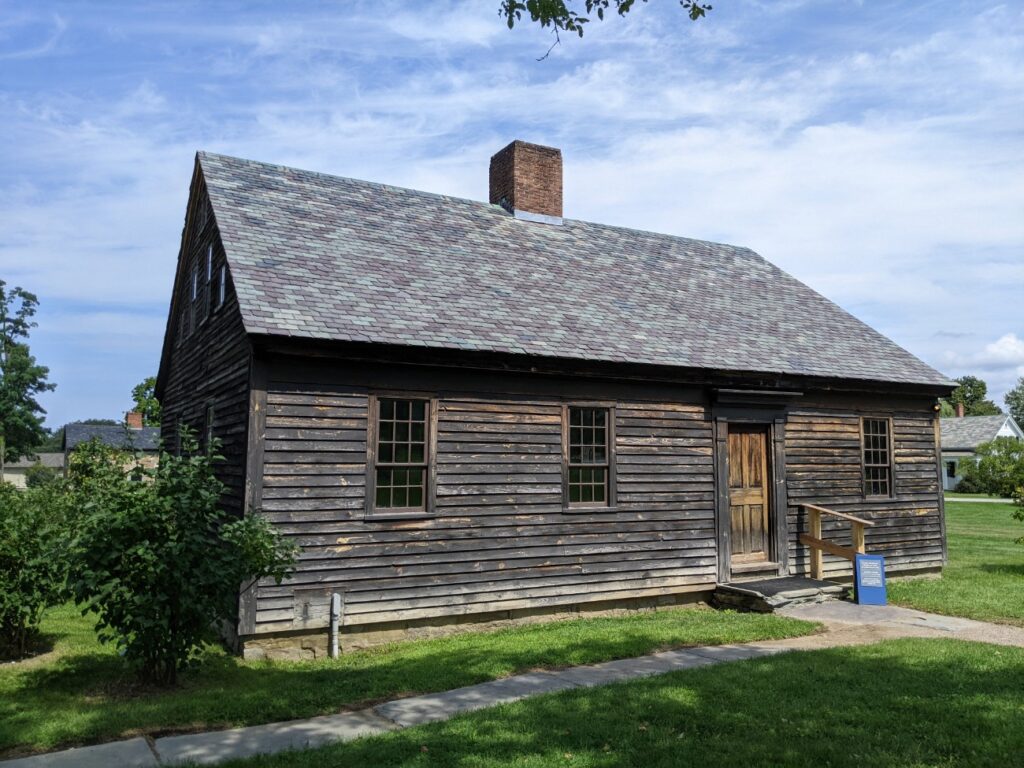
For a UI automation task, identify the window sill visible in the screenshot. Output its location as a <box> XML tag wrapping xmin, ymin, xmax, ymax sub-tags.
<box><xmin>562</xmin><ymin>505</ymin><xmax>622</xmax><ymax>514</ymax></box>
<box><xmin>365</xmin><ymin>510</ymin><xmax>437</xmax><ymax>522</ymax></box>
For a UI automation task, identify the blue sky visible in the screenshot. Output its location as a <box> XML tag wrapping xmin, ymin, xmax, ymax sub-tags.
<box><xmin>1</xmin><ymin>0</ymin><xmax>1022</xmax><ymax>428</ymax></box>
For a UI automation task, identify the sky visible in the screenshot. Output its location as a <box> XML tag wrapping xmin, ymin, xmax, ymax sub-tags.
<box><xmin>1</xmin><ymin>0</ymin><xmax>1022</xmax><ymax>429</ymax></box>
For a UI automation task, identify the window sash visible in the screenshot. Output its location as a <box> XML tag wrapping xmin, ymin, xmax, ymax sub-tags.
<box><xmin>368</xmin><ymin>396</ymin><xmax>434</xmax><ymax>516</ymax></box>
<box><xmin>862</xmin><ymin>417</ymin><xmax>893</xmax><ymax>497</ymax></box>
<box><xmin>565</xmin><ymin>405</ymin><xmax>613</xmax><ymax>507</ymax></box>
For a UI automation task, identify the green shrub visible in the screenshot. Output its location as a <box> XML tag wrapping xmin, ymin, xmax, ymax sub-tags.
<box><xmin>957</xmin><ymin>437</ymin><xmax>1024</xmax><ymax>498</ymax></box>
<box><xmin>0</xmin><ymin>481</ymin><xmax>73</xmax><ymax>658</ymax></box>
<box><xmin>68</xmin><ymin>434</ymin><xmax>296</xmax><ymax>685</ymax></box>
<box><xmin>24</xmin><ymin>461</ymin><xmax>60</xmax><ymax>488</ymax></box>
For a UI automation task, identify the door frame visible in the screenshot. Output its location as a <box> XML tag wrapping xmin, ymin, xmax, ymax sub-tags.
<box><xmin>712</xmin><ymin>395</ymin><xmax>795</xmax><ymax>583</ymax></box>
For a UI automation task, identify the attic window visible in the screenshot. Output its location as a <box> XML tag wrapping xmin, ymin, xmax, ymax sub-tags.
<box><xmin>216</xmin><ymin>264</ymin><xmax>227</xmax><ymax>309</ymax></box>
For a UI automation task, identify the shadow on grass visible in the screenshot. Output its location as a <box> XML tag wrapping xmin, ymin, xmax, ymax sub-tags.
<box><xmin>231</xmin><ymin>639</ymin><xmax>1024</xmax><ymax>768</ymax></box>
<box><xmin>977</xmin><ymin>563</ymin><xmax>1024</xmax><ymax>577</ymax></box>
<box><xmin>0</xmin><ymin>611</ymin><xmax>813</xmax><ymax>757</ymax></box>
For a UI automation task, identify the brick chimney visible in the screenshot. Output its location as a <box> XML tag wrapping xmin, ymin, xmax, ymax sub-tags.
<box><xmin>955</xmin><ymin>402</ymin><xmax>965</xmax><ymax>418</ymax></box>
<box><xmin>126</xmin><ymin>411</ymin><xmax>144</xmax><ymax>430</ymax></box>
<box><xmin>489</xmin><ymin>140</ymin><xmax>563</xmax><ymax>224</ymax></box>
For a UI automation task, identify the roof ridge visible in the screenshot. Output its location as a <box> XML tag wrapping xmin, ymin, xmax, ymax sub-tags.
<box><xmin>196</xmin><ymin>150</ymin><xmax>749</xmax><ymax>255</ymax></box>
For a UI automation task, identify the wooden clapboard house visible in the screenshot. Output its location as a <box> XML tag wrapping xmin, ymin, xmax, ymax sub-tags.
<box><xmin>156</xmin><ymin>140</ymin><xmax>954</xmax><ymax>656</ymax></box>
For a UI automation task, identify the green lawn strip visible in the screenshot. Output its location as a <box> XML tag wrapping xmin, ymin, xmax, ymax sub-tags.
<box><xmin>219</xmin><ymin>638</ymin><xmax>1024</xmax><ymax>768</ymax></box>
<box><xmin>0</xmin><ymin>603</ymin><xmax>816</xmax><ymax>757</ymax></box>
<box><xmin>889</xmin><ymin>501</ymin><xmax>1024</xmax><ymax>627</ymax></box>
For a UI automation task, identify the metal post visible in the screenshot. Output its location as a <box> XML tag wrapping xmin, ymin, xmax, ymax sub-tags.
<box><xmin>329</xmin><ymin>592</ymin><xmax>342</xmax><ymax>659</ymax></box>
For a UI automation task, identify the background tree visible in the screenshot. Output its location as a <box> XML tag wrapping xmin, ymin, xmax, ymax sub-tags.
<box><xmin>957</xmin><ymin>437</ymin><xmax>1024</xmax><ymax>498</ymax></box>
<box><xmin>500</xmin><ymin>0</ymin><xmax>711</xmax><ymax>56</ymax></box>
<box><xmin>131</xmin><ymin>376</ymin><xmax>161</xmax><ymax>427</ymax></box>
<box><xmin>1005</xmin><ymin>377</ymin><xmax>1024</xmax><ymax>425</ymax></box>
<box><xmin>0</xmin><ymin>281</ymin><xmax>55</xmax><ymax>475</ymax></box>
<box><xmin>948</xmin><ymin>375</ymin><xmax>1001</xmax><ymax>416</ymax></box>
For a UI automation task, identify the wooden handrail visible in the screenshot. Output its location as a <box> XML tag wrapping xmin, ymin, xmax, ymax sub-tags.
<box><xmin>802</xmin><ymin>503</ymin><xmax>876</xmax><ymax>527</ymax></box>
<box><xmin>799</xmin><ymin>503</ymin><xmax>872</xmax><ymax>580</ymax></box>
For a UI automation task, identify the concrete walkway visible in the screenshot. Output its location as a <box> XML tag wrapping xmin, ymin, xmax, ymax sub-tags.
<box><xmin>944</xmin><ymin>496</ymin><xmax>1014</xmax><ymax>504</ymax></box>
<box><xmin>6</xmin><ymin>601</ymin><xmax>1023</xmax><ymax>768</ymax></box>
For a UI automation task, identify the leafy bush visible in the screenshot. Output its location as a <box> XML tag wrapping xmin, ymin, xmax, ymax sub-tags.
<box><xmin>957</xmin><ymin>437</ymin><xmax>1024</xmax><ymax>498</ymax></box>
<box><xmin>0</xmin><ymin>481</ymin><xmax>73</xmax><ymax>658</ymax></box>
<box><xmin>68</xmin><ymin>435</ymin><xmax>295</xmax><ymax>685</ymax></box>
<box><xmin>24</xmin><ymin>461</ymin><xmax>60</xmax><ymax>488</ymax></box>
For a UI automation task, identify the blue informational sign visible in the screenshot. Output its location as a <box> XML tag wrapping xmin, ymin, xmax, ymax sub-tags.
<box><xmin>855</xmin><ymin>554</ymin><xmax>887</xmax><ymax>605</ymax></box>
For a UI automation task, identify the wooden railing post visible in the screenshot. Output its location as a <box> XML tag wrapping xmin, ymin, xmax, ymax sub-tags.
<box><xmin>799</xmin><ymin>504</ymin><xmax>875</xmax><ymax>582</ymax></box>
<box><xmin>809</xmin><ymin>506</ymin><xmax>822</xmax><ymax>580</ymax></box>
<box><xmin>853</xmin><ymin>522</ymin><xmax>866</xmax><ymax>555</ymax></box>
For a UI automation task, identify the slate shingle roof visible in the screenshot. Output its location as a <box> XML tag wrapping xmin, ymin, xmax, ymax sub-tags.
<box><xmin>8</xmin><ymin>453</ymin><xmax>65</xmax><ymax>469</ymax></box>
<box><xmin>64</xmin><ymin>424</ymin><xmax>161</xmax><ymax>452</ymax></box>
<box><xmin>199</xmin><ymin>152</ymin><xmax>951</xmax><ymax>388</ymax></box>
<box><xmin>940</xmin><ymin>416</ymin><xmax>1022</xmax><ymax>451</ymax></box>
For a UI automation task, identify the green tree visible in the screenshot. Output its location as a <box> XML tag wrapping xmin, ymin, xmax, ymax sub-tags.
<box><xmin>0</xmin><ymin>281</ymin><xmax>55</xmax><ymax>474</ymax></box>
<box><xmin>131</xmin><ymin>376</ymin><xmax>161</xmax><ymax>427</ymax></box>
<box><xmin>949</xmin><ymin>375</ymin><xmax>1001</xmax><ymax>416</ymax></box>
<box><xmin>1006</xmin><ymin>376</ymin><xmax>1024</xmax><ymax>426</ymax></box>
<box><xmin>957</xmin><ymin>437</ymin><xmax>1024</xmax><ymax>498</ymax></box>
<box><xmin>68</xmin><ymin>434</ymin><xmax>295</xmax><ymax>684</ymax></box>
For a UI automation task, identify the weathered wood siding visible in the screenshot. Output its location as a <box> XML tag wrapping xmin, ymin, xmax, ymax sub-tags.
<box><xmin>158</xmin><ymin>173</ymin><xmax>252</xmax><ymax>516</ymax></box>
<box><xmin>251</xmin><ymin>361</ymin><xmax>717</xmax><ymax>634</ymax></box>
<box><xmin>784</xmin><ymin>401</ymin><xmax>943</xmax><ymax>576</ymax></box>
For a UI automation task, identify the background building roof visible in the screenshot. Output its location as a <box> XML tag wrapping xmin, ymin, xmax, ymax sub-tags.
<box><xmin>940</xmin><ymin>415</ymin><xmax>1022</xmax><ymax>451</ymax></box>
<box><xmin>7</xmin><ymin>453</ymin><xmax>65</xmax><ymax>469</ymax></box>
<box><xmin>64</xmin><ymin>424</ymin><xmax>161</xmax><ymax>452</ymax></box>
<box><xmin>199</xmin><ymin>152</ymin><xmax>952</xmax><ymax>389</ymax></box>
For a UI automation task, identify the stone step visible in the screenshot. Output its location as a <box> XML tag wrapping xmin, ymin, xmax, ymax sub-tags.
<box><xmin>712</xmin><ymin>576</ymin><xmax>850</xmax><ymax>613</ymax></box>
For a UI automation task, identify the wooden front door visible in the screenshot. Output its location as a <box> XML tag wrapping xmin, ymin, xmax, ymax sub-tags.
<box><xmin>728</xmin><ymin>425</ymin><xmax>772</xmax><ymax>566</ymax></box>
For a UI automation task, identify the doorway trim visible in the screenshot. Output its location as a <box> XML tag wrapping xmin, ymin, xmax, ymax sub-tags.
<box><xmin>712</xmin><ymin>394</ymin><xmax>795</xmax><ymax>583</ymax></box>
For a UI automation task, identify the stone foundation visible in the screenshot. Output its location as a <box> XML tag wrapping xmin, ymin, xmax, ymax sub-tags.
<box><xmin>240</xmin><ymin>590</ymin><xmax>711</xmax><ymax>661</ymax></box>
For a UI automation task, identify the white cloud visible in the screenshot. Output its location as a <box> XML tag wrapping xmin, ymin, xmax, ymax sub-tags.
<box><xmin>1</xmin><ymin>0</ymin><xmax>1022</xmax><ymax>423</ymax></box>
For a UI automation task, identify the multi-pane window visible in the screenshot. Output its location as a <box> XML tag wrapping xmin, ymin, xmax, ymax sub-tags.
<box><xmin>567</xmin><ymin>406</ymin><xmax>611</xmax><ymax>506</ymax></box>
<box><xmin>187</xmin><ymin>267</ymin><xmax>199</xmax><ymax>335</ymax></box>
<box><xmin>373</xmin><ymin>398</ymin><xmax>429</xmax><ymax>512</ymax></box>
<box><xmin>862</xmin><ymin>417</ymin><xmax>892</xmax><ymax>497</ymax></box>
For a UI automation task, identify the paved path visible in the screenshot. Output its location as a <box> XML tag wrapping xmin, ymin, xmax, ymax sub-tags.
<box><xmin>943</xmin><ymin>496</ymin><xmax>1014</xmax><ymax>504</ymax></box>
<box><xmin>6</xmin><ymin>602</ymin><xmax>1023</xmax><ymax>768</ymax></box>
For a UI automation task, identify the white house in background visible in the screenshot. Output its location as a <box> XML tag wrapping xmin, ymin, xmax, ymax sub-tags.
<box><xmin>1</xmin><ymin>453</ymin><xmax>65</xmax><ymax>489</ymax></box>
<box><xmin>939</xmin><ymin>414</ymin><xmax>1024</xmax><ymax>490</ymax></box>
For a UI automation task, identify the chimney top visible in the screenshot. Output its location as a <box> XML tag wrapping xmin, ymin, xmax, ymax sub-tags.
<box><xmin>126</xmin><ymin>411</ymin><xmax>144</xmax><ymax>430</ymax></box>
<box><xmin>489</xmin><ymin>140</ymin><xmax>563</xmax><ymax>225</ymax></box>
<box><xmin>955</xmin><ymin>402</ymin><xmax>965</xmax><ymax>418</ymax></box>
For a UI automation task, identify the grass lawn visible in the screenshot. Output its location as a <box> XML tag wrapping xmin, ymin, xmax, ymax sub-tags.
<box><xmin>889</xmin><ymin>501</ymin><xmax>1024</xmax><ymax>626</ymax></box>
<box><xmin>220</xmin><ymin>638</ymin><xmax>1024</xmax><ymax>768</ymax></box>
<box><xmin>0</xmin><ymin>603</ymin><xmax>816</xmax><ymax>757</ymax></box>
